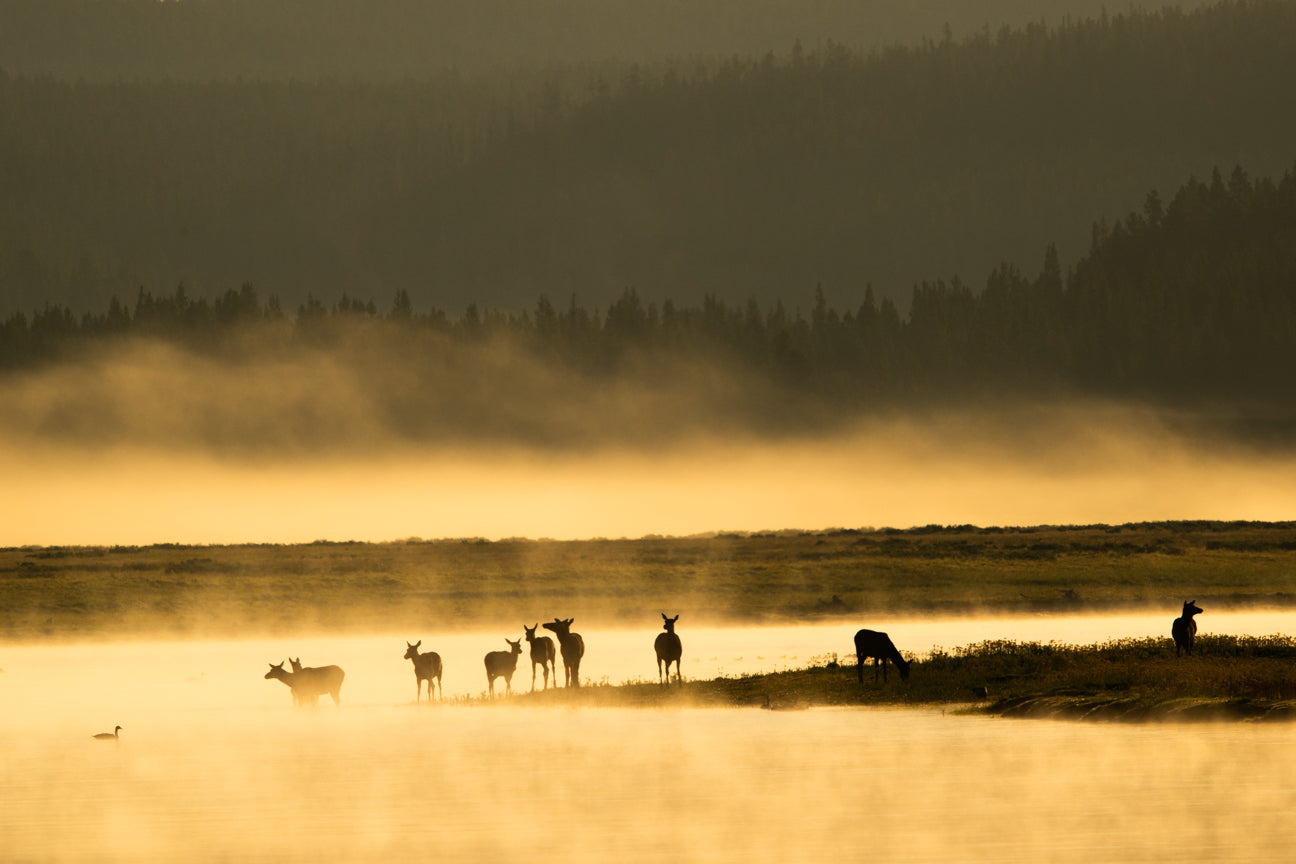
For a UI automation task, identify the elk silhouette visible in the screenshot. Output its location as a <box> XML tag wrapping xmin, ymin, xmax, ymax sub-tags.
<box><xmin>264</xmin><ymin>660</ymin><xmax>346</xmax><ymax>706</ymax></box>
<box><xmin>854</xmin><ymin>629</ymin><xmax>910</xmax><ymax>683</ymax></box>
<box><xmin>543</xmin><ymin>617</ymin><xmax>585</xmax><ymax>688</ymax></box>
<box><xmin>654</xmin><ymin>613</ymin><xmax>683</xmax><ymax>685</ymax></box>
<box><xmin>484</xmin><ymin>637</ymin><xmax>523</xmax><ymax>697</ymax></box>
<box><xmin>404</xmin><ymin>640</ymin><xmax>443</xmax><ymax>702</ymax></box>
<box><xmin>524</xmin><ymin>623</ymin><xmax>556</xmax><ymax>691</ymax></box>
<box><xmin>1172</xmin><ymin>600</ymin><xmax>1203</xmax><ymax>656</ymax></box>
<box><xmin>280</xmin><ymin>657</ymin><xmax>310</xmax><ymax>705</ymax></box>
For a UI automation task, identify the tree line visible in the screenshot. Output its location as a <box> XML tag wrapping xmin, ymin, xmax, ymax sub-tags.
<box><xmin>5</xmin><ymin>165</ymin><xmax>1294</xmax><ymax>413</ymax></box>
<box><xmin>2</xmin><ymin>1</ymin><xmax>1294</xmax><ymax>318</ymax></box>
<box><xmin>0</xmin><ymin>0</ymin><xmax>1215</xmax><ymax>82</ymax></box>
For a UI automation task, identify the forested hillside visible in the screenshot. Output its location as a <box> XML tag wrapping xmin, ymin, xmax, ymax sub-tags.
<box><xmin>0</xmin><ymin>0</ymin><xmax>1218</xmax><ymax>81</ymax></box>
<box><xmin>1</xmin><ymin>1</ymin><xmax>1294</xmax><ymax>318</ymax></box>
<box><xmin>5</xmin><ymin>165</ymin><xmax>1294</xmax><ymax>442</ymax></box>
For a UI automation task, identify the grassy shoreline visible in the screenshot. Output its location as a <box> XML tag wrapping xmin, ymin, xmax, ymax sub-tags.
<box><xmin>493</xmin><ymin>634</ymin><xmax>1296</xmax><ymax>722</ymax></box>
<box><xmin>6</xmin><ymin>521</ymin><xmax>1296</xmax><ymax>720</ymax></box>
<box><xmin>4</xmin><ymin>520</ymin><xmax>1296</xmax><ymax>642</ymax></box>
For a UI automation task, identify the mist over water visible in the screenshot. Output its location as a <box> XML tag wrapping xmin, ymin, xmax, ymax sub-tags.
<box><xmin>4</xmin><ymin>335</ymin><xmax>1295</xmax><ymax>546</ymax></box>
<box><xmin>4</xmin><ymin>412</ymin><xmax>1296</xmax><ymax>547</ymax></box>
<box><xmin>6</xmin><ymin>615</ymin><xmax>1296</xmax><ymax>863</ymax></box>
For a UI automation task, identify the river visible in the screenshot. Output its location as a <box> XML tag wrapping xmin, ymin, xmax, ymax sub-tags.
<box><xmin>3</xmin><ymin>612</ymin><xmax>1295</xmax><ymax>861</ymax></box>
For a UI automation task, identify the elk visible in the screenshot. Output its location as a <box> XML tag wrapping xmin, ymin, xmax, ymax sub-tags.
<box><xmin>484</xmin><ymin>637</ymin><xmax>523</xmax><ymax>697</ymax></box>
<box><xmin>1172</xmin><ymin>600</ymin><xmax>1204</xmax><ymax>656</ymax></box>
<box><xmin>854</xmin><ymin>629</ymin><xmax>910</xmax><ymax>683</ymax></box>
<box><xmin>264</xmin><ymin>660</ymin><xmax>346</xmax><ymax>706</ymax></box>
<box><xmin>543</xmin><ymin>617</ymin><xmax>585</xmax><ymax>688</ymax></box>
<box><xmin>523</xmin><ymin>623</ymin><xmax>556</xmax><ymax>691</ymax></box>
<box><xmin>404</xmin><ymin>640</ymin><xmax>443</xmax><ymax>702</ymax></box>
<box><xmin>654</xmin><ymin>613</ymin><xmax>683</xmax><ymax>685</ymax></box>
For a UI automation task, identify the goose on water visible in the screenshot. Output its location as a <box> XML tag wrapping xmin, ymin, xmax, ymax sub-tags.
<box><xmin>93</xmin><ymin>725</ymin><xmax>122</xmax><ymax>741</ymax></box>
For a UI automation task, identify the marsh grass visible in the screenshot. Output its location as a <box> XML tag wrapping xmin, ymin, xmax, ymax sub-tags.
<box><xmin>494</xmin><ymin>634</ymin><xmax>1296</xmax><ymax>721</ymax></box>
<box><xmin>3</xmin><ymin>521</ymin><xmax>1296</xmax><ymax>640</ymax></box>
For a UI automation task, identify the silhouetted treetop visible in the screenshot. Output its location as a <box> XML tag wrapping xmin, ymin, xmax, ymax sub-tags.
<box><xmin>1</xmin><ymin>1</ymin><xmax>1294</xmax><ymax>318</ymax></box>
<box><xmin>4</xmin><ymin>164</ymin><xmax>1294</xmax><ymax>428</ymax></box>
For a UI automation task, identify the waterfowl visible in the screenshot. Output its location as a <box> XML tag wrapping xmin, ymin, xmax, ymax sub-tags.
<box><xmin>93</xmin><ymin>725</ymin><xmax>122</xmax><ymax>741</ymax></box>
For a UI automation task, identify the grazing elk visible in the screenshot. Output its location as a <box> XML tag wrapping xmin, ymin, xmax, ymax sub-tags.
<box><xmin>404</xmin><ymin>640</ymin><xmax>443</xmax><ymax>702</ymax></box>
<box><xmin>484</xmin><ymin>637</ymin><xmax>523</xmax><ymax>697</ymax></box>
<box><xmin>654</xmin><ymin>613</ymin><xmax>683</xmax><ymax>685</ymax></box>
<box><xmin>1172</xmin><ymin>600</ymin><xmax>1204</xmax><ymax>656</ymax></box>
<box><xmin>854</xmin><ymin>629</ymin><xmax>911</xmax><ymax>683</ymax></box>
<box><xmin>543</xmin><ymin>617</ymin><xmax>585</xmax><ymax>688</ymax></box>
<box><xmin>524</xmin><ymin>623</ymin><xmax>556</xmax><ymax>692</ymax></box>
<box><xmin>264</xmin><ymin>660</ymin><xmax>346</xmax><ymax>707</ymax></box>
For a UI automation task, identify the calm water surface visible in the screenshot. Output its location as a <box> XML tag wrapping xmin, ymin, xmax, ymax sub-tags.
<box><xmin>3</xmin><ymin>612</ymin><xmax>1295</xmax><ymax>862</ymax></box>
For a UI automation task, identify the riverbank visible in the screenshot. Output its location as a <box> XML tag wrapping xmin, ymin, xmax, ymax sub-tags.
<box><xmin>5</xmin><ymin>521</ymin><xmax>1296</xmax><ymax>641</ymax></box>
<box><xmin>501</xmin><ymin>634</ymin><xmax>1296</xmax><ymax>722</ymax></box>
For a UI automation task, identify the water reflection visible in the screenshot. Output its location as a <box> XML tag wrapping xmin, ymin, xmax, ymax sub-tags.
<box><xmin>3</xmin><ymin>612</ymin><xmax>1296</xmax><ymax>861</ymax></box>
<box><xmin>4</xmin><ymin>704</ymin><xmax>1296</xmax><ymax>862</ymax></box>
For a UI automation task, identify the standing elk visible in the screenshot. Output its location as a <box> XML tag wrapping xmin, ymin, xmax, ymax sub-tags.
<box><xmin>854</xmin><ymin>629</ymin><xmax>910</xmax><ymax>683</ymax></box>
<box><xmin>264</xmin><ymin>660</ymin><xmax>346</xmax><ymax>706</ymax></box>
<box><xmin>654</xmin><ymin>613</ymin><xmax>683</xmax><ymax>685</ymax></box>
<box><xmin>543</xmin><ymin>617</ymin><xmax>585</xmax><ymax>688</ymax></box>
<box><xmin>404</xmin><ymin>640</ymin><xmax>443</xmax><ymax>702</ymax></box>
<box><xmin>524</xmin><ymin>623</ymin><xmax>556</xmax><ymax>692</ymax></box>
<box><xmin>1172</xmin><ymin>600</ymin><xmax>1204</xmax><ymax>656</ymax></box>
<box><xmin>484</xmin><ymin>638</ymin><xmax>523</xmax><ymax>697</ymax></box>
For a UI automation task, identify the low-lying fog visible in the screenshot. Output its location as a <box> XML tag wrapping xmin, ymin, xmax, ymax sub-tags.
<box><xmin>6</xmin><ymin>614</ymin><xmax>1296</xmax><ymax>862</ymax></box>
<box><xmin>4</xmin><ymin>337</ymin><xmax>1296</xmax><ymax>546</ymax></box>
<box><xmin>6</xmin><ymin>429</ymin><xmax>1296</xmax><ymax>547</ymax></box>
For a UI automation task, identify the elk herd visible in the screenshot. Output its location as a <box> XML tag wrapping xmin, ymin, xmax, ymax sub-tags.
<box><xmin>261</xmin><ymin>602</ymin><xmax>1206</xmax><ymax>707</ymax></box>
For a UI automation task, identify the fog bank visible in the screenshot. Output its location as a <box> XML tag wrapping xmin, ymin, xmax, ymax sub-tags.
<box><xmin>4</xmin><ymin>338</ymin><xmax>1293</xmax><ymax>546</ymax></box>
<box><xmin>5</xmin><ymin>418</ymin><xmax>1295</xmax><ymax>547</ymax></box>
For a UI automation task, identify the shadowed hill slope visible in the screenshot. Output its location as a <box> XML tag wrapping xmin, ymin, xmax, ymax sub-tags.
<box><xmin>2</xmin><ymin>2</ymin><xmax>1293</xmax><ymax>318</ymax></box>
